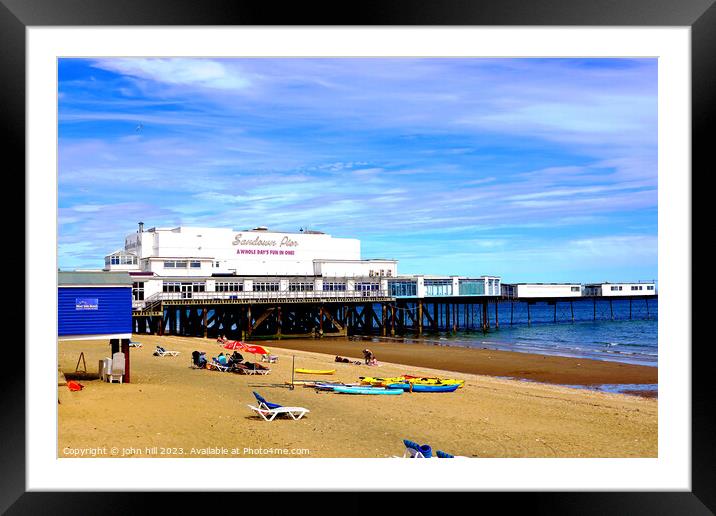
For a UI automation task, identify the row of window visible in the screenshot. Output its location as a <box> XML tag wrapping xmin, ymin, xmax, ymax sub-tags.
<box><xmin>164</xmin><ymin>260</ymin><xmax>202</xmax><ymax>269</ymax></box>
<box><xmin>163</xmin><ymin>282</ymin><xmax>206</xmax><ymax>293</ymax></box>
<box><xmin>215</xmin><ymin>282</ymin><xmax>243</xmax><ymax>292</ymax></box>
<box><xmin>368</xmin><ymin>270</ymin><xmax>392</xmax><ymax>277</ymax></box>
<box><xmin>106</xmin><ymin>255</ymin><xmax>137</xmax><ymax>265</ymax></box>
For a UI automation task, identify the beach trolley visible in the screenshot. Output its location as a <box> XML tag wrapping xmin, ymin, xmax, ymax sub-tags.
<box><xmin>58</xmin><ymin>271</ymin><xmax>133</xmax><ymax>383</ymax></box>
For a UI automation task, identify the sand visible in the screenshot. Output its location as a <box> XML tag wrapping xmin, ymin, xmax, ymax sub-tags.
<box><xmin>58</xmin><ymin>335</ymin><xmax>658</xmax><ymax>458</ymax></box>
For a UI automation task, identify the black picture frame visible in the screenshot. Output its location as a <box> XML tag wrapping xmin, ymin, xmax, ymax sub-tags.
<box><xmin>3</xmin><ymin>0</ymin><xmax>710</xmax><ymax>512</ymax></box>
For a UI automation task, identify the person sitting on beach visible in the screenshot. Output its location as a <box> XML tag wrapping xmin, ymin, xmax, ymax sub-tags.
<box><xmin>217</xmin><ymin>353</ymin><xmax>228</xmax><ymax>366</ymax></box>
<box><xmin>230</xmin><ymin>351</ymin><xmax>243</xmax><ymax>364</ymax></box>
<box><xmin>362</xmin><ymin>349</ymin><xmax>375</xmax><ymax>365</ymax></box>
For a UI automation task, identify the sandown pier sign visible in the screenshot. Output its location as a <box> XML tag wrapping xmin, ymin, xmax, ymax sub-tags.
<box><xmin>232</xmin><ymin>233</ymin><xmax>299</xmax><ymax>248</ymax></box>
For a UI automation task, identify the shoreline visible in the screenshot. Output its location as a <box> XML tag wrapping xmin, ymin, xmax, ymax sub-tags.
<box><xmin>259</xmin><ymin>335</ymin><xmax>658</xmax><ymax>395</ymax></box>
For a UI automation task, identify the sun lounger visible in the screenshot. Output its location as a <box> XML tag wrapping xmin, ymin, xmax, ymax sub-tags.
<box><xmin>403</xmin><ymin>439</ymin><xmax>432</xmax><ymax>458</ymax></box>
<box><xmin>207</xmin><ymin>358</ymin><xmax>231</xmax><ymax>372</ymax></box>
<box><xmin>247</xmin><ymin>391</ymin><xmax>309</xmax><ymax>421</ymax></box>
<box><xmin>261</xmin><ymin>354</ymin><xmax>278</xmax><ymax>363</ymax></box>
<box><xmin>154</xmin><ymin>346</ymin><xmax>180</xmax><ymax>357</ymax></box>
<box><xmin>234</xmin><ymin>363</ymin><xmax>270</xmax><ymax>375</ymax></box>
<box><xmin>400</xmin><ymin>440</ymin><xmax>466</xmax><ymax>458</ymax></box>
<box><xmin>128</xmin><ymin>341</ymin><xmax>143</xmax><ymax>348</ymax></box>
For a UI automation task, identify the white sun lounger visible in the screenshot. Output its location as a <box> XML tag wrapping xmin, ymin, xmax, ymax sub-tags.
<box><xmin>246</xmin><ymin>405</ymin><xmax>310</xmax><ymax>421</ymax></box>
<box><xmin>154</xmin><ymin>347</ymin><xmax>180</xmax><ymax>357</ymax></box>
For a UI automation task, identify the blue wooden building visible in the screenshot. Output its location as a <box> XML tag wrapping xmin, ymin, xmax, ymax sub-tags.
<box><xmin>58</xmin><ymin>271</ymin><xmax>134</xmax><ymax>382</ymax></box>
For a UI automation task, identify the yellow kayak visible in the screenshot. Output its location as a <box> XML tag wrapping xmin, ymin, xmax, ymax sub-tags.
<box><xmin>362</xmin><ymin>375</ymin><xmax>465</xmax><ymax>388</ymax></box>
<box><xmin>294</xmin><ymin>368</ymin><xmax>335</xmax><ymax>375</ymax></box>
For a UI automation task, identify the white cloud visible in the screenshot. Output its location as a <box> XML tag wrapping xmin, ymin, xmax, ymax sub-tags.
<box><xmin>92</xmin><ymin>58</ymin><xmax>252</xmax><ymax>91</ymax></box>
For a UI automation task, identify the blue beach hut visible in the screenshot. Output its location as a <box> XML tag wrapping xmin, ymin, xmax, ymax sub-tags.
<box><xmin>58</xmin><ymin>271</ymin><xmax>133</xmax><ymax>382</ymax></box>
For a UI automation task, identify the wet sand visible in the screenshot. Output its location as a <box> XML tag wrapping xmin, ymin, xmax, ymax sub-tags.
<box><xmin>263</xmin><ymin>336</ymin><xmax>658</xmax><ymax>389</ymax></box>
<box><xmin>58</xmin><ymin>334</ymin><xmax>657</xmax><ymax>458</ymax></box>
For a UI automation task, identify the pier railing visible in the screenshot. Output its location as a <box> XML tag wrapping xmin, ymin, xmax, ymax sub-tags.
<box><xmin>134</xmin><ymin>289</ymin><xmax>392</xmax><ymax>309</ymax></box>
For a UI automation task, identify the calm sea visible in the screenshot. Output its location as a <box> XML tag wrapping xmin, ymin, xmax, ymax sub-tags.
<box><xmin>400</xmin><ymin>298</ymin><xmax>658</xmax><ymax>367</ymax></box>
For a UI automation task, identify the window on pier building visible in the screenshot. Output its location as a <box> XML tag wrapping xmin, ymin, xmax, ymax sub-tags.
<box><xmin>356</xmin><ymin>282</ymin><xmax>379</xmax><ymax>292</ymax></box>
<box><xmin>216</xmin><ymin>281</ymin><xmax>243</xmax><ymax>292</ymax></box>
<box><xmin>163</xmin><ymin>282</ymin><xmax>181</xmax><ymax>292</ymax></box>
<box><xmin>190</xmin><ymin>261</ymin><xmax>201</xmax><ymax>268</ymax></box>
<box><xmin>571</xmin><ymin>286</ymin><xmax>580</xmax><ymax>292</ymax></box>
<box><xmin>459</xmin><ymin>280</ymin><xmax>485</xmax><ymax>296</ymax></box>
<box><xmin>389</xmin><ymin>281</ymin><xmax>417</xmax><ymax>297</ymax></box>
<box><xmin>425</xmin><ymin>279</ymin><xmax>452</xmax><ymax>296</ymax></box>
<box><xmin>289</xmin><ymin>282</ymin><xmax>314</xmax><ymax>292</ymax></box>
<box><xmin>253</xmin><ymin>281</ymin><xmax>280</xmax><ymax>292</ymax></box>
<box><xmin>163</xmin><ymin>260</ymin><xmax>188</xmax><ymax>269</ymax></box>
<box><xmin>323</xmin><ymin>281</ymin><xmax>347</xmax><ymax>291</ymax></box>
<box><xmin>132</xmin><ymin>281</ymin><xmax>145</xmax><ymax>301</ymax></box>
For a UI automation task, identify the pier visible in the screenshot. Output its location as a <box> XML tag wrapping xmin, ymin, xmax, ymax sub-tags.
<box><xmin>132</xmin><ymin>292</ymin><xmax>657</xmax><ymax>339</ymax></box>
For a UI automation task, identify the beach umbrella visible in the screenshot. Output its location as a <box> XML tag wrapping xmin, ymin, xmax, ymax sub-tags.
<box><xmin>223</xmin><ymin>340</ymin><xmax>270</xmax><ymax>355</ymax></box>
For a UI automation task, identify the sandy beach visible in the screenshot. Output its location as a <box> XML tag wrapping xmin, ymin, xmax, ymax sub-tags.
<box><xmin>58</xmin><ymin>335</ymin><xmax>658</xmax><ymax>458</ymax></box>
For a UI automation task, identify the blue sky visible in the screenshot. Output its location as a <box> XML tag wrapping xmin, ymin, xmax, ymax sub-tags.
<box><xmin>58</xmin><ymin>58</ymin><xmax>657</xmax><ymax>282</ymax></box>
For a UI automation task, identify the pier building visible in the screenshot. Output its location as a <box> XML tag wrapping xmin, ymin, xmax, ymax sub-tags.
<box><xmin>583</xmin><ymin>282</ymin><xmax>656</xmax><ymax>297</ymax></box>
<box><xmin>61</xmin><ymin>222</ymin><xmax>657</xmax><ymax>340</ymax></box>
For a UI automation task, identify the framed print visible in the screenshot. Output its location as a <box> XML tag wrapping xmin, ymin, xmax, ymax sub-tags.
<box><xmin>4</xmin><ymin>0</ymin><xmax>711</xmax><ymax>512</ymax></box>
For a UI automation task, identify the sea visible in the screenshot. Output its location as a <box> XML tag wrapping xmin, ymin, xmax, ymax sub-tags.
<box><xmin>412</xmin><ymin>297</ymin><xmax>658</xmax><ymax>367</ymax></box>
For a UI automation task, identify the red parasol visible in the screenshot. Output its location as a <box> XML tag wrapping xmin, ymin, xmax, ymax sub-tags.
<box><xmin>223</xmin><ymin>340</ymin><xmax>270</xmax><ymax>355</ymax></box>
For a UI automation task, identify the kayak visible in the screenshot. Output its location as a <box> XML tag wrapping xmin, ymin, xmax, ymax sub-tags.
<box><xmin>364</xmin><ymin>376</ymin><xmax>465</xmax><ymax>388</ymax></box>
<box><xmin>294</xmin><ymin>368</ymin><xmax>336</xmax><ymax>375</ymax></box>
<box><xmin>386</xmin><ymin>383</ymin><xmax>460</xmax><ymax>393</ymax></box>
<box><xmin>333</xmin><ymin>386</ymin><xmax>403</xmax><ymax>395</ymax></box>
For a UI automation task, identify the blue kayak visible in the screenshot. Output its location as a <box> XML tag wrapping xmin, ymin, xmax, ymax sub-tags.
<box><xmin>386</xmin><ymin>383</ymin><xmax>460</xmax><ymax>393</ymax></box>
<box><xmin>333</xmin><ymin>386</ymin><xmax>403</xmax><ymax>395</ymax></box>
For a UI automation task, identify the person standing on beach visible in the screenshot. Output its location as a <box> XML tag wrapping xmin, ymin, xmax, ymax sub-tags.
<box><xmin>363</xmin><ymin>349</ymin><xmax>375</xmax><ymax>365</ymax></box>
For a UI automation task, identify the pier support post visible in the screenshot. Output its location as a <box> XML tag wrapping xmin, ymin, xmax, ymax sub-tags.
<box><xmin>445</xmin><ymin>303</ymin><xmax>450</xmax><ymax>333</ymax></box>
<box><xmin>645</xmin><ymin>298</ymin><xmax>650</xmax><ymax>319</ymax></box>
<box><xmin>527</xmin><ymin>303</ymin><xmax>531</xmax><ymax>326</ymax></box>
<box><xmin>629</xmin><ymin>299</ymin><xmax>632</xmax><ymax>320</ymax></box>
<box><xmin>593</xmin><ymin>298</ymin><xmax>596</xmax><ymax>320</ymax></box>
<box><xmin>418</xmin><ymin>301</ymin><xmax>423</xmax><ymax>335</ymax></box>
<box><xmin>554</xmin><ymin>302</ymin><xmax>557</xmax><ymax>323</ymax></box>
<box><xmin>202</xmin><ymin>307</ymin><xmax>208</xmax><ymax>338</ymax></box>
<box><xmin>381</xmin><ymin>304</ymin><xmax>387</xmax><ymax>336</ymax></box>
<box><xmin>390</xmin><ymin>305</ymin><xmax>396</xmax><ymax>336</ymax></box>
<box><xmin>609</xmin><ymin>299</ymin><xmax>614</xmax><ymax>320</ymax></box>
<box><xmin>570</xmin><ymin>301</ymin><xmax>574</xmax><ymax>322</ymax></box>
<box><xmin>319</xmin><ymin>305</ymin><xmax>324</xmax><ymax>336</ymax></box>
<box><xmin>510</xmin><ymin>302</ymin><xmax>514</xmax><ymax>325</ymax></box>
<box><xmin>247</xmin><ymin>305</ymin><xmax>253</xmax><ymax>337</ymax></box>
<box><xmin>482</xmin><ymin>302</ymin><xmax>489</xmax><ymax>331</ymax></box>
<box><xmin>277</xmin><ymin>305</ymin><xmax>282</xmax><ymax>338</ymax></box>
<box><xmin>495</xmin><ymin>301</ymin><xmax>499</xmax><ymax>329</ymax></box>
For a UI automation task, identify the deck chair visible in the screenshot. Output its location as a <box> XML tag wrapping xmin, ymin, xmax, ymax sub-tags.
<box><xmin>261</xmin><ymin>354</ymin><xmax>278</xmax><ymax>363</ymax></box>
<box><xmin>128</xmin><ymin>341</ymin><xmax>143</xmax><ymax>348</ymax></box>
<box><xmin>246</xmin><ymin>361</ymin><xmax>271</xmax><ymax>375</ymax></box>
<box><xmin>154</xmin><ymin>346</ymin><xmax>180</xmax><ymax>357</ymax></box>
<box><xmin>107</xmin><ymin>352</ymin><xmax>125</xmax><ymax>384</ymax></box>
<box><xmin>247</xmin><ymin>392</ymin><xmax>309</xmax><ymax>421</ymax></box>
<box><xmin>100</xmin><ymin>358</ymin><xmax>111</xmax><ymax>382</ymax></box>
<box><xmin>208</xmin><ymin>358</ymin><xmax>231</xmax><ymax>372</ymax></box>
<box><xmin>402</xmin><ymin>439</ymin><xmax>432</xmax><ymax>458</ymax></box>
<box><xmin>233</xmin><ymin>363</ymin><xmax>256</xmax><ymax>375</ymax></box>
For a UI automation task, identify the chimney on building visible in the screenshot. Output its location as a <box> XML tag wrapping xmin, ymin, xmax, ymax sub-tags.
<box><xmin>138</xmin><ymin>221</ymin><xmax>144</xmax><ymax>233</ymax></box>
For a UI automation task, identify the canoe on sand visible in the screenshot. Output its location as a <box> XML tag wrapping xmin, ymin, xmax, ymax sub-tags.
<box><xmin>294</xmin><ymin>368</ymin><xmax>336</xmax><ymax>375</ymax></box>
<box><xmin>332</xmin><ymin>386</ymin><xmax>403</xmax><ymax>395</ymax></box>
